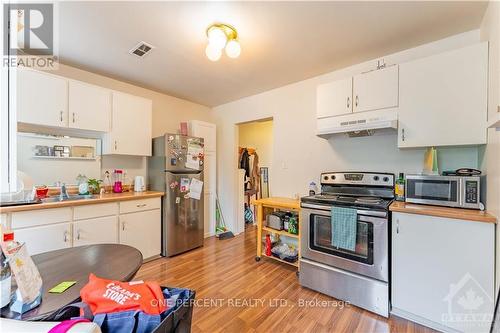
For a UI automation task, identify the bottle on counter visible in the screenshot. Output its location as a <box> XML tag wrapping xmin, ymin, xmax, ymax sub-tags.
<box><xmin>395</xmin><ymin>172</ymin><xmax>405</xmax><ymax>201</ymax></box>
<box><xmin>103</xmin><ymin>171</ymin><xmax>113</xmax><ymax>193</ymax></box>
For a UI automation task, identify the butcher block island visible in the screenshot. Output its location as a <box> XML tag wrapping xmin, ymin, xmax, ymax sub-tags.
<box><xmin>0</xmin><ymin>191</ymin><xmax>164</xmax><ymax>260</ymax></box>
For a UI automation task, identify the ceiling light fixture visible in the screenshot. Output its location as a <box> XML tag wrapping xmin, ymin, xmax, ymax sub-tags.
<box><xmin>205</xmin><ymin>23</ymin><xmax>241</xmax><ymax>61</ymax></box>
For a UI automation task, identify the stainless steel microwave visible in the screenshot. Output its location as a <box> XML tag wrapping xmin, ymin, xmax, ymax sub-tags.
<box><xmin>405</xmin><ymin>175</ymin><xmax>485</xmax><ymax>209</ymax></box>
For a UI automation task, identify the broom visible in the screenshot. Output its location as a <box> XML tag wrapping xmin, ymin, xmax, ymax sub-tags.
<box><xmin>215</xmin><ymin>194</ymin><xmax>234</xmax><ymax>240</ymax></box>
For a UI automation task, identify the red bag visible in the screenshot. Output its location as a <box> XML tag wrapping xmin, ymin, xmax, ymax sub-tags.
<box><xmin>80</xmin><ymin>274</ymin><xmax>167</xmax><ymax>315</ymax></box>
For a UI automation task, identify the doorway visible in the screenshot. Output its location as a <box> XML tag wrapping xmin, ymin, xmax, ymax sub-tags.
<box><xmin>237</xmin><ymin>118</ymin><xmax>273</xmax><ymax>230</ymax></box>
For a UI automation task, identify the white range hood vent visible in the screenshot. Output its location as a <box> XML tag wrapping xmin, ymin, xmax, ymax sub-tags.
<box><xmin>317</xmin><ymin>109</ymin><xmax>398</xmax><ymax>138</ymax></box>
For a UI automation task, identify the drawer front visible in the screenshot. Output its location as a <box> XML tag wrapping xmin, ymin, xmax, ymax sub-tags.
<box><xmin>119</xmin><ymin>198</ymin><xmax>161</xmax><ymax>214</ymax></box>
<box><xmin>12</xmin><ymin>207</ymin><xmax>72</xmax><ymax>229</ymax></box>
<box><xmin>74</xmin><ymin>203</ymin><xmax>118</xmax><ymax>220</ymax></box>
<box><xmin>15</xmin><ymin>223</ymin><xmax>72</xmax><ymax>255</ymax></box>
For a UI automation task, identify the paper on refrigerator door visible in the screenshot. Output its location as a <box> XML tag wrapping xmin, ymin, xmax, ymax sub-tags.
<box><xmin>189</xmin><ymin>178</ymin><xmax>203</xmax><ymax>200</ymax></box>
<box><xmin>185</xmin><ymin>139</ymin><xmax>203</xmax><ymax>170</ymax></box>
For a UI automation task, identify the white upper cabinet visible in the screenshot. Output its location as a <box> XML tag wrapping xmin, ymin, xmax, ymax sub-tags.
<box><xmin>353</xmin><ymin>65</ymin><xmax>399</xmax><ymax>113</ymax></box>
<box><xmin>16</xmin><ymin>69</ymin><xmax>68</xmax><ymax>128</ymax></box>
<box><xmin>316</xmin><ymin>65</ymin><xmax>398</xmax><ymax>120</ymax></box>
<box><xmin>316</xmin><ymin>77</ymin><xmax>353</xmax><ymax>118</ymax></box>
<box><xmin>398</xmin><ymin>42</ymin><xmax>488</xmax><ymax>148</ymax></box>
<box><xmin>68</xmin><ymin>80</ymin><xmax>111</xmax><ymax>132</ymax></box>
<box><xmin>103</xmin><ymin>91</ymin><xmax>152</xmax><ymax>156</ymax></box>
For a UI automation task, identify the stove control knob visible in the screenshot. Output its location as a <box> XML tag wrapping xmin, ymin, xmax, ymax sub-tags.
<box><xmin>373</xmin><ymin>176</ymin><xmax>379</xmax><ymax>181</ymax></box>
<box><xmin>383</xmin><ymin>177</ymin><xmax>389</xmax><ymax>182</ymax></box>
<box><xmin>330</xmin><ymin>175</ymin><xmax>336</xmax><ymax>180</ymax></box>
<box><xmin>324</xmin><ymin>176</ymin><xmax>329</xmax><ymax>181</ymax></box>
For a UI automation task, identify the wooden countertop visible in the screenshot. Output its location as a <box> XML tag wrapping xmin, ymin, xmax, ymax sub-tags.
<box><xmin>251</xmin><ymin>197</ymin><xmax>300</xmax><ymax>210</ymax></box>
<box><xmin>390</xmin><ymin>201</ymin><xmax>497</xmax><ymax>224</ymax></box>
<box><xmin>0</xmin><ymin>191</ymin><xmax>164</xmax><ymax>213</ymax></box>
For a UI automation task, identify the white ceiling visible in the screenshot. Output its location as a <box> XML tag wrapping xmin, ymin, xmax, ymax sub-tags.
<box><xmin>59</xmin><ymin>1</ymin><xmax>488</xmax><ymax>107</ymax></box>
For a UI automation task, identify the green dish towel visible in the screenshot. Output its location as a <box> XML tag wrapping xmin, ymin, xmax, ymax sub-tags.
<box><xmin>331</xmin><ymin>207</ymin><xmax>357</xmax><ymax>251</ymax></box>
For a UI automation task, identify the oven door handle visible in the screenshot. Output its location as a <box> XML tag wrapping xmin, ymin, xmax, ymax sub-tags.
<box><xmin>301</xmin><ymin>203</ymin><xmax>387</xmax><ymax>218</ymax></box>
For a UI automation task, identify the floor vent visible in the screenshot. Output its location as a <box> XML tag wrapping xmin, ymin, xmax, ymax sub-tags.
<box><xmin>129</xmin><ymin>41</ymin><xmax>154</xmax><ymax>58</ymax></box>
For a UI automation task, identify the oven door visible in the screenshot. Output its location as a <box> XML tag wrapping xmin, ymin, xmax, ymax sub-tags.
<box><xmin>405</xmin><ymin>175</ymin><xmax>461</xmax><ymax>207</ymax></box>
<box><xmin>301</xmin><ymin>203</ymin><xmax>388</xmax><ymax>282</ymax></box>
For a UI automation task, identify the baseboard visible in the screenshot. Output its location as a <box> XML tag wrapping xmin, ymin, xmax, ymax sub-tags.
<box><xmin>391</xmin><ymin>307</ymin><xmax>460</xmax><ymax>333</ymax></box>
<box><xmin>204</xmin><ymin>231</ymin><xmax>215</xmax><ymax>238</ymax></box>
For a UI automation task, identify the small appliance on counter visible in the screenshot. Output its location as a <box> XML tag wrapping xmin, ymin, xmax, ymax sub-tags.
<box><xmin>405</xmin><ymin>170</ymin><xmax>485</xmax><ymax>210</ymax></box>
<box><xmin>112</xmin><ymin>169</ymin><xmax>123</xmax><ymax>193</ymax></box>
<box><xmin>134</xmin><ymin>176</ymin><xmax>145</xmax><ymax>192</ymax></box>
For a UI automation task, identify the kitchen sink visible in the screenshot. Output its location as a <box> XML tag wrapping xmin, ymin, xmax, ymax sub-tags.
<box><xmin>41</xmin><ymin>194</ymin><xmax>98</xmax><ymax>203</ymax></box>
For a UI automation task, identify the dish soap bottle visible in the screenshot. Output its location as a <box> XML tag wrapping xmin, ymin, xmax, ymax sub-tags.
<box><xmin>395</xmin><ymin>173</ymin><xmax>405</xmax><ymax>201</ymax></box>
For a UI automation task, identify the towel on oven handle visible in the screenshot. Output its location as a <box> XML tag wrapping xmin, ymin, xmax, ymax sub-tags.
<box><xmin>331</xmin><ymin>207</ymin><xmax>357</xmax><ymax>251</ymax></box>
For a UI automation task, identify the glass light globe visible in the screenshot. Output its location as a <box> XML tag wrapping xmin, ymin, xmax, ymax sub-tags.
<box><xmin>207</xmin><ymin>27</ymin><xmax>227</xmax><ymax>50</ymax></box>
<box><xmin>205</xmin><ymin>44</ymin><xmax>222</xmax><ymax>61</ymax></box>
<box><xmin>225</xmin><ymin>40</ymin><xmax>241</xmax><ymax>59</ymax></box>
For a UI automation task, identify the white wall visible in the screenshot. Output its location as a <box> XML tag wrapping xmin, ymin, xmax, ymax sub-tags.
<box><xmin>40</xmin><ymin>64</ymin><xmax>213</xmax><ymax>185</ymax></box>
<box><xmin>214</xmin><ymin>30</ymin><xmax>484</xmax><ymax>234</ymax></box>
<box><xmin>480</xmin><ymin>1</ymin><xmax>500</xmax><ymax>293</ymax></box>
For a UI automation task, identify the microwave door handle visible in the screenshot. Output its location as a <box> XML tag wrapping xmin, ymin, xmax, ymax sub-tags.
<box><xmin>457</xmin><ymin>178</ymin><xmax>463</xmax><ymax>206</ymax></box>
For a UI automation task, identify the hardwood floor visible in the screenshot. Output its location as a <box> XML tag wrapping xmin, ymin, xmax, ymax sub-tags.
<box><xmin>136</xmin><ymin>226</ymin><xmax>435</xmax><ymax>333</ymax></box>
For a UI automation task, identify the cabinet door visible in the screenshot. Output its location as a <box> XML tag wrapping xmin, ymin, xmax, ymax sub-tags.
<box><xmin>74</xmin><ymin>216</ymin><xmax>118</xmax><ymax>246</ymax></box>
<box><xmin>15</xmin><ymin>223</ymin><xmax>72</xmax><ymax>255</ymax></box>
<box><xmin>119</xmin><ymin>209</ymin><xmax>161</xmax><ymax>259</ymax></box>
<box><xmin>316</xmin><ymin>77</ymin><xmax>353</xmax><ymax>118</ymax></box>
<box><xmin>68</xmin><ymin>81</ymin><xmax>111</xmax><ymax>132</ymax></box>
<box><xmin>103</xmin><ymin>91</ymin><xmax>152</xmax><ymax>156</ymax></box>
<box><xmin>16</xmin><ymin>69</ymin><xmax>68</xmax><ymax>127</ymax></box>
<box><xmin>392</xmin><ymin>212</ymin><xmax>494</xmax><ymax>332</ymax></box>
<box><xmin>353</xmin><ymin>65</ymin><xmax>398</xmax><ymax>113</ymax></box>
<box><xmin>398</xmin><ymin>43</ymin><xmax>487</xmax><ymax>148</ymax></box>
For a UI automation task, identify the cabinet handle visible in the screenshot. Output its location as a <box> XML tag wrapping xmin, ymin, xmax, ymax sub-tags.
<box><xmin>136</xmin><ymin>203</ymin><xmax>147</xmax><ymax>208</ymax></box>
<box><xmin>347</xmin><ymin>97</ymin><xmax>350</xmax><ymax>109</ymax></box>
<box><xmin>76</xmin><ymin>230</ymin><xmax>81</xmax><ymax>240</ymax></box>
<box><xmin>122</xmin><ymin>221</ymin><xmax>126</xmax><ymax>231</ymax></box>
<box><xmin>72</xmin><ymin>112</ymin><xmax>75</xmax><ymax>123</ymax></box>
<box><xmin>60</xmin><ymin>111</ymin><xmax>63</xmax><ymax>122</ymax></box>
<box><xmin>396</xmin><ymin>220</ymin><xmax>399</xmax><ymax>234</ymax></box>
<box><xmin>355</xmin><ymin>95</ymin><xmax>359</xmax><ymax>107</ymax></box>
<box><xmin>401</xmin><ymin>128</ymin><xmax>405</xmax><ymax>142</ymax></box>
<box><xmin>114</xmin><ymin>140</ymin><xmax>118</xmax><ymax>151</ymax></box>
<box><xmin>64</xmin><ymin>230</ymin><xmax>69</xmax><ymax>242</ymax></box>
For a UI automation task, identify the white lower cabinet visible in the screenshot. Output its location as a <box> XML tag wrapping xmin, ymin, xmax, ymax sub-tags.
<box><xmin>391</xmin><ymin>212</ymin><xmax>494</xmax><ymax>333</ymax></box>
<box><xmin>15</xmin><ymin>222</ymin><xmax>72</xmax><ymax>256</ymax></box>
<box><xmin>119</xmin><ymin>209</ymin><xmax>161</xmax><ymax>260</ymax></box>
<box><xmin>73</xmin><ymin>216</ymin><xmax>118</xmax><ymax>246</ymax></box>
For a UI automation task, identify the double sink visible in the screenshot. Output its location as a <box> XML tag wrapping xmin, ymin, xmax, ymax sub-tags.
<box><xmin>40</xmin><ymin>194</ymin><xmax>98</xmax><ymax>203</ymax></box>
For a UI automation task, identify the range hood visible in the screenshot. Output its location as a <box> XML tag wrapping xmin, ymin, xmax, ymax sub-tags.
<box><xmin>317</xmin><ymin>109</ymin><xmax>398</xmax><ymax>138</ymax></box>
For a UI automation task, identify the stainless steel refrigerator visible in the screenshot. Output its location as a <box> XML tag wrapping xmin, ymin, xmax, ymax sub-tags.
<box><xmin>148</xmin><ymin>134</ymin><xmax>204</xmax><ymax>257</ymax></box>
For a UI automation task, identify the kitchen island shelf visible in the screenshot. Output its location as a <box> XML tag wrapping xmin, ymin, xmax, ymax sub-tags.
<box><xmin>252</xmin><ymin>197</ymin><xmax>301</xmax><ymax>272</ymax></box>
<box><xmin>261</xmin><ymin>226</ymin><xmax>299</xmax><ymax>239</ymax></box>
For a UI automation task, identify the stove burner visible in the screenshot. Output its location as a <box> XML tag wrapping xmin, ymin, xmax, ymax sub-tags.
<box><xmin>355</xmin><ymin>197</ymin><xmax>383</xmax><ymax>204</ymax></box>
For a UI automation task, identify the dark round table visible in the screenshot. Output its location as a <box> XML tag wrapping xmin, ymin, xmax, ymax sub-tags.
<box><xmin>1</xmin><ymin>244</ymin><xmax>143</xmax><ymax>320</ymax></box>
